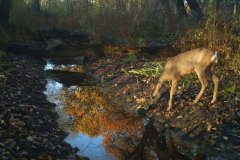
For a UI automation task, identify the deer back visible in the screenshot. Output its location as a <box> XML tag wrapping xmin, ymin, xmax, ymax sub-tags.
<box><xmin>162</xmin><ymin>48</ymin><xmax>216</xmax><ymax>79</ymax></box>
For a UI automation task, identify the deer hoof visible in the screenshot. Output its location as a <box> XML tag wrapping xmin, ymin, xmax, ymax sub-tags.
<box><xmin>149</xmin><ymin>96</ymin><xmax>154</xmax><ymax>105</ymax></box>
<box><xmin>166</xmin><ymin>106</ymin><xmax>172</xmax><ymax>111</ymax></box>
<box><xmin>211</xmin><ymin>99</ymin><xmax>216</xmax><ymax>104</ymax></box>
<box><xmin>190</xmin><ymin>101</ymin><xmax>197</xmax><ymax>106</ymax></box>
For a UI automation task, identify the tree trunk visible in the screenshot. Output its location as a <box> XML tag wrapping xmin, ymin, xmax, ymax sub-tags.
<box><xmin>236</xmin><ymin>0</ymin><xmax>240</xmax><ymax>15</ymax></box>
<box><xmin>31</xmin><ymin>0</ymin><xmax>41</xmax><ymax>15</ymax></box>
<box><xmin>176</xmin><ymin>0</ymin><xmax>187</xmax><ymax>17</ymax></box>
<box><xmin>161</xmin><ymin>0</ymin><xmax>170</xmax><ymax>15</ymax></box>
<box><xmin>186</xmin><ymin>0</ymin><xmax>204</xmax><ymax>19</ymax></box>
<box><xmin>0</xmin><ymin>0</ymin><xmax>11</xmax><ymax>25</ymax></box>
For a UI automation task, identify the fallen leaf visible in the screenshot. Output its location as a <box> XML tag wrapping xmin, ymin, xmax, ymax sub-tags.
<box><xmin>27</xmin><ymin>136</ymin><xmax>34</xmax><ymax>141</ymax></box>
<box><xmin>126</xmin><ymin>97</ymin><xmax>132</xmax><ymax>102</ymax></box>
<box><xmin>176</xmin><ymin>115</ymin><xmax>183</xmax><ymax>119</ymax></box>
<box><xmin>207</xmin><ymin>122</ymin><xmax>212</xmax><ymax>132</ymax></box>
<box><xmin>223</xmin><ymin>136</ymin><xmax>228</xmax><ymax>140</ymax></box>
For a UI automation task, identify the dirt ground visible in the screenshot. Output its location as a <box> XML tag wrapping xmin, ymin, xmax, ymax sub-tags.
<box><xmin>86</xmin><ymin>56</ymin><xmax>240</xmax><ymax>159</ymax></box>
<box><xmin>0</xmin><ymin>52</ymin><xmax>239</xmax><ymax>159</ymax></box>
<box><xmin>0</xmin><ymin>54</ymin><xmax>85</xmax><ymax>160</ymax></box>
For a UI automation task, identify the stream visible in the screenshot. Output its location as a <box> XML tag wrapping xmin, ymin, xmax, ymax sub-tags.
<box><xmin>43</xmin><ymin>60</ymin><xmax>144</xmax><ymax>160</ymax></box>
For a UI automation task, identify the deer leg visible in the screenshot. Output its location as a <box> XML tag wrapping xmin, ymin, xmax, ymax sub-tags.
<box><xmin>210</xmin><ymin>72</ymin><xmax>219</xmax><ymax>103</ymax></box>
<box><xmin>150</xmin><ymin>82</ymin><xmax>162</xmax><ymax>105</ymax></box>
<box><xmin>167</xmin><ymin>80</ymin><xmax>179</xmax><ymax>111</ymax></box>
<box><xmin>152</xmin><ymin>81</ymin><xmax>162</xmax><ymax>97</ymax></box>
<box><xmin>193</xmin><ymin>71</ymin><xmax>208</xmax><ymax>104</ymax></box>
<box><xmin>206</xmin><ymin>69</ymin><xmax>219</xmax><ymax>104</ymax></box>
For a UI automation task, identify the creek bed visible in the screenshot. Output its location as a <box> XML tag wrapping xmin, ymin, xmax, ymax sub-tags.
<box><xmin>43</xmin><ymin>61</ymin><xmax>144</xmax><ymax>159</ymax></box>
<box><xmin>44</xmin><ymin>79</ymin><xmax>112</xmax><ymax>160</ymax></box>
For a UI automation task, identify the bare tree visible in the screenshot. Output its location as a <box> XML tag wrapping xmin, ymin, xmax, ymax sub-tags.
<box><xmin>186</xmin><ymin>0</ymin><xmax>204</xmax><ymax>19</ymax></box>
<box><xmin>0</xmin><ymin>0</ymin><xmax>11</xmax><ymax>25</ymax></box>
<box><xmin>31</xmin><ymin>0</ymin><xmax>41</xmax><ymax>15</ymax></box>
<box><xmin>236</xmin><ymin>0</ymin><xmax>240</xmax><ymax>15</ymax></box>
<box><xmin>176</xmin><ymin>0</ymin><xmax>187</xmax><ymax>17</ymax></box>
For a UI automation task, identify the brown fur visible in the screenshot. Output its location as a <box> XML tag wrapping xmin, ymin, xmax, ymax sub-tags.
<box><xmin>151</xmin><ymin>48</ymin><xmax>219</xmax><ymax>111</ymax></box>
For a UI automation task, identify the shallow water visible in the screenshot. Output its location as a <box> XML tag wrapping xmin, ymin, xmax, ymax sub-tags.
<box><xmin>44</xmin><ymin>79</ymin><xmax>111</xmax><ymax>160</ymax></box>
<box><xmin>44</xmin><ymin>61</ymin><xmax>113</xmax><ymax>159</ymax></box>
<box><xmin>44</xmin><ymin>79</ymin><xmax>113</xmax><ymax>159</ymax></box>
<box><xmin>65</xmin><ymin>134</ymin><xmax>111</xmax><ymax>160</ymax></box>
<box><xmin>44</xmin><ymin>60</ymin><xmax>145</xmax><ymax>159</ymax></box>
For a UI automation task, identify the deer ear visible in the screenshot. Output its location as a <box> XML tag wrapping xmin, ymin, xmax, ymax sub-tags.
<box><xmin>211</xmin><ymin>51</ymin><xmax>218</xmax><ymax>62</ymax></box>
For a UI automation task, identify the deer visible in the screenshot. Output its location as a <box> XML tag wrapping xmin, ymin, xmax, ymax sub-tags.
<box><xmin>150</xmin><ymin>48</ymin><xmax>219</xmax><ymax>111</ymax></box>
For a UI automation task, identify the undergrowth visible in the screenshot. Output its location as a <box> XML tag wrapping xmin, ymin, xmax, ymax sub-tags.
<box><xmin>0</xmin><ymin>25</ymin><xmax>32</xmax><ymax>45</ymax></box>
<box><xmin>0</xmin><ymin>50</ymin><xmax>7</xmax><ymax>69</ymax></box>
<box><xmin>127</xmin><ymin>61</ymin><xmax>164</xmax><ymax>77</ymax></box>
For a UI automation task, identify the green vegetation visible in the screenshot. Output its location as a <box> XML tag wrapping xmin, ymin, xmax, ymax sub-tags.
<box><xmin>0</xmin><ymin>25</ymin><xmax>32</xmax><ymax>45</ymax></box>
<box><xmin>0</xmin><ymin>50</ymin><xmax>6</xmax><ymax>68</ymax></box>
<box><xmin>0</xmin><ymin>26</ymin><xmax>10</xmax><ymax>44</ymax></box>
<box><xmin>219</xmin><ymin>75</ymin><xmax>240</xmax><ymax>100</ymax></box>
<box><xmin>128</xmin><ymin>61</ymin><xmax>164</xmax><ymax>77</ymax></box>
<box><xmin>225</xmin><ymin>82</ymin><xmax>237</xmax><ymax>95</ymax></box>
<box><xmin>0</xmin><ymin>1</ymin><xmax>239</xmax><ymax>55</ymax></box>
<box><xmin>0</xmin><ymin>0</ymin><xmax>238</xmax><ymax>48</ymax></box>
<box><xmin>0</xmin><ymin>1</ymin><xmax>237</xmax><ymax>78</ymax></box>
<box><xmin>0</xmin><ymin>0</ymin><xmax>239</xmax><ymax>94</ymax></box>
<box><xmin>123</xmin><ymin>54</ymin><xmax>138</xmax><ymax>63</ymax></box>
<box><xmin>179</xmin><ymin>74</ymin><xmax>198</xmax><ymax>89</ymax></box>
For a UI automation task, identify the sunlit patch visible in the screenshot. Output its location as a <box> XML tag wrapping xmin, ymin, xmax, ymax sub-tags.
<box><xmin>44</xmin><ymin>62</ymin><xmax>54</xmax><ymax>70</ymax></box>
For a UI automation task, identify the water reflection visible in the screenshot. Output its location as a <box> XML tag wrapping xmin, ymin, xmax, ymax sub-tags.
<box><xmin>44</xmin><ymin>60</ymin><xmax>94</xmax><ymax>87</ymax></box>
<box><xmin>43</xmin><ymin>61</ymin><xmax>208</xmax><ymax>160</ymax></box>
<box><xmin>44</xmin><ymin>79</ymin><xmax>73</xmax><ymax>132</ymax></box>
<box><xmin>65</xmin><ymin>134</ymin><xmax>110</xmax><ymax>160</ymax></box>
<box><xmin>61</xmin><ymin>86</ymin><xmax>143</xmax><ymax>159</ymax></box>
<box><xmin>44</xmin><ymin>59</ymin><xmax>85</xmax><ymax>73</ymax></box>
<box><xmin>45</xmin><ymin>78</ymin><xmax>144</xmax><ymax>160</ymax></box>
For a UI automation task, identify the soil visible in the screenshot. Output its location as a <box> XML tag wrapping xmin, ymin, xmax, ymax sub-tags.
<box><xmin>1</xmin><ymin>51</ymin><xmax>239</xmax><ymax>159</ymax></box>
<box><xmin>85</xmin><ymin>56</ymin><xmax>240</xmax><ymax>159</ymax></box>
<box><xmin>0</xmin><ymin>54</ymin><xmax>87</xmax><ymax>160</ymax></box>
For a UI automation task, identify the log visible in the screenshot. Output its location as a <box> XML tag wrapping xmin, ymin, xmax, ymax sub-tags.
<box><xmin>34</xmin><ymin>27</ymin><xmax>92</xmax><ymax>43</ymax></box>
<box><xmin>5</xmin><ymin>40</ymin><xmax>140</xmax><ymax>58</ymax></box>
<box><xmin>49</xmin><ymin>43</ymin><xmax>105</xmax><ymax>58</ymax></box>
<box><xmin>6</xmin><ymin>41</ymin><xmax>104</xmax><ymax>58</ymax></box>
<box><xmin>45</xmin><ymin>70</ymin><xmax>96</xmax><ymax>87</ymax></box>
<box><xmin>138</xmin><ymin>44</ymin><xmax>179</xmax><ymax>56</ymax></box>
<box><xmin>6</xmin><ymin>40</ymin><xmax>184</xmax><ymax>58</ymax></box>
<box><xmin>45</xmin><ymin>57</ymin><xmax>84</xmax><ymax>65</ymax></box>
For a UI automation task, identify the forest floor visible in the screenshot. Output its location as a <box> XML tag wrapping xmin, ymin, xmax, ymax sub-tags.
<box><xmin>85</xmin><ymin>55</ymin><xmax>240</xmax><ymax>159</ymax></box>
<box><xmin>0</xmin><ymin>51</ymin><xmax>239</xmax><ymax>159</ymax></box>
<box><xmin>0</xmin><ymin>54</ymin><xmax>86</xmax><ymax>160</ymax></box>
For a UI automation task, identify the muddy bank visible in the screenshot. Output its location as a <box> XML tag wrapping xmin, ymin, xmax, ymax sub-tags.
<box><xmin>0</xmin><ymin>54</ymin><xmax>81</xmax><ymax>159</ymax></box>
<box><xmin>85</xmin><ymin>56</ymin><xmax>240</xmax><ymax>159</ymax></box>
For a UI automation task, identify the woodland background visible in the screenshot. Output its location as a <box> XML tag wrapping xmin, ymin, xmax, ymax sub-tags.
<box><xmin>0</xmin><ymin>1</ymin><xmax>240</xmax><ymax>159</ymax></box>
<box><xmin>0</xmin><ymin>0</ymin><xmax>240</xmax><ymax>73</ymax></box>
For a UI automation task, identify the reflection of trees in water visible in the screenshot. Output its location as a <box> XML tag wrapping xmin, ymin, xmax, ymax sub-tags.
<box><xmin>61</xmin><ymin>86</ymin><xmax>206</xmax><ymax>159</ymax></box>
<box><xmin>53</xmin><ymin>65</ymin><xmax>85</xmax><ymax>73</ymax></box>
<box><xmin>61</xmin><ymin>86</ymin><xmax>143</xmax><ymax>159</ymax></box>
<box><xmin>101</xmin><ymin>112</ymin><xmax>143</xmax><ymax>159</ymax></box>
<box><xmin>62</xmin><ymin>87</ymin><xmax>101</xmax><ymax>137</ymax></box>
